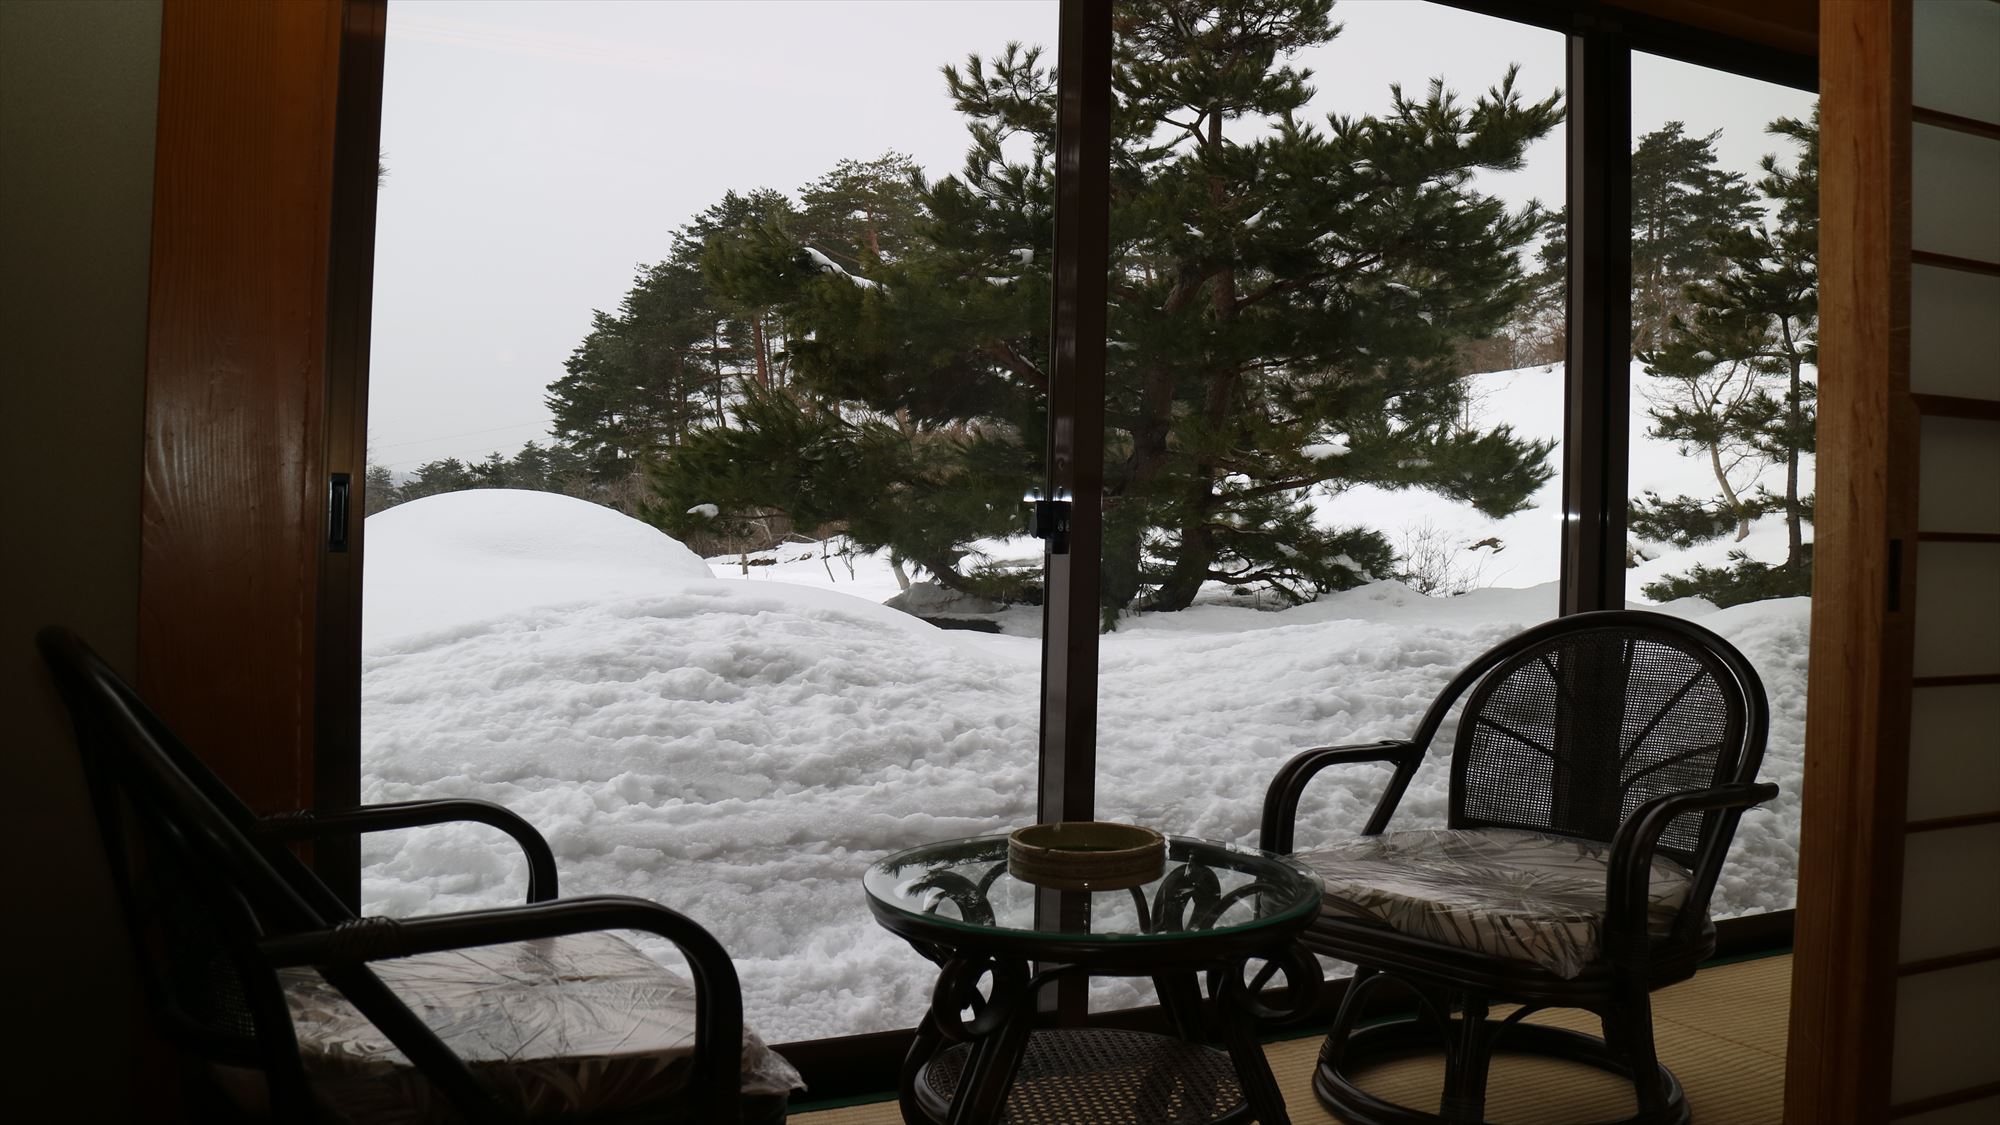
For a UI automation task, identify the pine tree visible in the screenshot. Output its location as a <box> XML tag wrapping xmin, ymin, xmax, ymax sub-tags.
<box><xmin>1630</xmin><ymin>123</ymin><xmax>1759</xmax><ymax>351</ymax></box>
<box><xmin>396</xmin><ymin>457</ymin><xmax>477</xmax><ymax>502</ymax></box>
<box><xmin>547</xmin><ymin>187</ymin><xmax>811</xmax><ymax>494</ymax></box>
<box><xmin>1634</xmin><ymin>111</ymin><xmax>1818</xmax><ymax>605</ymax></box>
<box><xmin>794</xmin><ymin>153</ymin><xmax>926</xmax><ymax>271</ymax></box>
<box><xmin>363</xmin><ymin>462</ymin><xmax>400</xmax><ymax>516</ymax></box>
<box><xmin>690</xmin><ymin>189</ymin><xmax>799</xmax><ymax>391</ymax></box>
<box><xmin>547</xmin><ymin>260</ymin><xmax>716</xmax><ymax>486</ymax></box>
<box><xmin>1737</xmin><ymin>111</ymin><xmax>1818</xmax><ymax>577</ymax></box>
<box><xmin>648</xmin><ymin>0</ymin><xmax>1563</xmax><ymax>621</ymax></box>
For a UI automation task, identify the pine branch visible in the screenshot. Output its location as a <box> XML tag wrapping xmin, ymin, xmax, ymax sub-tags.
<box><xmin>983</xmin><ymin>339</ymin><xmax>1048</xmax><ymax>392</ymax></box>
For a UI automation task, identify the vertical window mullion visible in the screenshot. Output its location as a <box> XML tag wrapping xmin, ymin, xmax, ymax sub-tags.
<box><xmin>318</xmin><ymin>0</ymin><xmax>389</xmax><ymax>909</ymax></box>
<box><xmin>1036</xmin><ymin>0</ymin><xmax>1113</xmax><ymax>1025</ymax></box>
<box><xmin>1560</xmin><ymin>27</ymin><xmax>1633</xmax><ymax>615</ymax></box>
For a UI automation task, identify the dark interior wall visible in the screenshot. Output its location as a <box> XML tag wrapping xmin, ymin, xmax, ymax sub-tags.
<box><xmin>0</xmin><ymin>0</ymin><xmax>163</xmax><ymax>1117</ymax></box>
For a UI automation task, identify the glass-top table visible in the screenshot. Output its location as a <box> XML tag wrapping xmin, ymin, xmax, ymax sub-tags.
<box><xmin>864</xmin><ymin>833</ymin><xmax>1323</xmax><ymax>950</ymax></box>
<box><xmin>864</xmin><ymin>832</ymin><xmax>1325</xmax><ymax>1125</ymax></box>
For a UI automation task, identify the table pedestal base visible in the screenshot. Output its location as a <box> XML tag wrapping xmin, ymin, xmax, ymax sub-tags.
<box><xmin>912</xmin><ymin>1028</ymin><xmax>1258</xmax><ymax>1125</ymax></box>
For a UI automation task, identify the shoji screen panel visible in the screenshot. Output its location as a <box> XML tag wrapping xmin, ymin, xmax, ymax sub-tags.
<box><xmin>1898</xmin><ymin>1096</ymin><xmax>2000</xmax><ymax>1125</ymax></box>
<box><xmin>1893</xmin><ymin>1</ymin><xmax>2000</xmax><ymax>1120</ymax></box>
<box><xmin>1907</xmin><ymin>684</ymin><xmax>2000</xmax><ymax>822</ymax></box>
<box><xmin>1911</xmin><ymin>0</ymin><xmax>2000</xmax><ymax>120</ymax></box>
<box><xmin>1910</xmin><ymin>124</ymin><xmax>1999</xmax><ymax>260</ymax></box>
<box><xmin>1910</xmin><ymin>268</ymin><xmax>2000</xmax><ymax>400</ymax></box>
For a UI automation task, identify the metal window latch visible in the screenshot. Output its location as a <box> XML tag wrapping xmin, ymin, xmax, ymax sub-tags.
<box><xmin>1024</xmin><ymin>488</ymin><xmax>1072</xmax><ymax>554</ymax></box>
<box><xmin>328</xmin><ymin>472</ymin><xmax>351</xmax><ymax>552</ymax></box>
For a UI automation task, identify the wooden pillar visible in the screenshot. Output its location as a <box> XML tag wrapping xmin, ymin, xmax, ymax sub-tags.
<box><xmin>1785</xmin><ymin>1</ymin><xmax>1914</xmax><ymax>1120</ymax></box>
<box><xmin>140</xmin><ymin>0</ymin><xmax>348</xmax><ymax>818</ymax></box>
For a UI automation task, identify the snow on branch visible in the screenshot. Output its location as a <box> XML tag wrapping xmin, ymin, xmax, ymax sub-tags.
<box><xmin>805</xmin><ymin>246</ymin><xmax>885</xmax><ymax>291</ymax></box>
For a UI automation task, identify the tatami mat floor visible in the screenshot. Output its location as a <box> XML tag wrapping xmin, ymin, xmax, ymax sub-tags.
<box><xmin>788</xmin><ymin>952</ymin><xmax>1790</xmax><ymax>1124</ymax></box>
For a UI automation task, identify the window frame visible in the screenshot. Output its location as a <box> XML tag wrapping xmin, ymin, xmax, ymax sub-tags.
<box><xmin>317</xmin><ymin>0</ymin><xmax>1817</xmax><ymax>1089</ymax></box>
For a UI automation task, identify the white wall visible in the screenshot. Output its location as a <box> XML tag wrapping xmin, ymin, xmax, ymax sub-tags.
<box><xmin>0</xmin><ymin>0</ymin><xmax>163</xmax><ymax>1118</ymax></box>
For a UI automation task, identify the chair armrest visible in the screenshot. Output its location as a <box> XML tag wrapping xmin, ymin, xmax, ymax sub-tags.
<box><xmin>1604</xmin><ymin>781</ymin><xmax>1779</xmax><ymax>959</ymax></box>
<box><xmin>1259</xmin><ymin>739</ymin><xmax>1423</xmax><ymax>854</ymax></box>
<box><xmin>261</xmin><ymin>895</ymin><xmax>744</xmax><ymax>1120</ymax></box>
<box><xmin>255</xmin><ymin>799</ymin><xmax>559</xmax><ymax>903</ymax></box>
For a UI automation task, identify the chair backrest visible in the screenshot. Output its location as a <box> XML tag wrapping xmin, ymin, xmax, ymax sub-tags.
<box><xmin>35</xmin><ymin>628</ymin><xmax>347</xmax><ymax>1082</ymax></box>
<box><xmin>1417</xmin><ymin>611</ymin><xmax>1768</xmax><ymax>873</ymax></box>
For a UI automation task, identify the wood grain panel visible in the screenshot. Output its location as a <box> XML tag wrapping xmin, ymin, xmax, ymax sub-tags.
<box><xmin>1912</xmin><ymin>393</ymin><xmax>2000</xmax><ymax>419</ymax></box>
<box><xmin>1786</xmin><ymin>2</ymin><xmax>1913</xmax><ymax>1122</ymax></box>
<box><xmin>1906</xmin><ymin>810</ymin><xmax>2000</xmax><ymax>832</ymax></box>
<box><xmin>140</xmin><ymin>0</ymin><xmax>345</xmax><ymax>813</ymax></box>
<box><xmin>1910</xmin><ymin>249</ymin><xmax>2000</xmax><ymax>277</ymax></box>
<box><xmin>1899</xmin><ymin>946</ymin><xmax>2000</xmax><ymax>976</ymax></box>
<box><xmin>1895</xmin><ymin>1089</ymin><xmax>2000</xmax><ymax>1124</ymax></box>
<box><xmin>1604</xmin><ymin>0</ymin><xmax>1817</xmax><ymax>55</ymax></box>
<box><xmin>1913</xmin><ymin>106</ymin><xmax>2000</xmax><ymax>141</ymax></box>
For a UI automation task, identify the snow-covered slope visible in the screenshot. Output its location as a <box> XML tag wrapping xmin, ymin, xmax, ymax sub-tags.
<box><xmin>1310</xmin><ymin>361</ymin><xmax>1815</xmax><ymax>593</ymax></box>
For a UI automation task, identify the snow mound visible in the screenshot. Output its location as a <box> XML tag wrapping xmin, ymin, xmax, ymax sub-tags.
<box><xmin>364</xmin><ymin>489</ymin><xmax>714</xmax><ymax>642</ymax></box>
<box><xmin>362</xmin><ymin>568</ymin><xmax>1025</xmax><ymax>1042</ymax></box>
<box><xmin>363</xmin><ymin>557</ymin><xmax>1806</xmax><ymax>1041</ymax></box>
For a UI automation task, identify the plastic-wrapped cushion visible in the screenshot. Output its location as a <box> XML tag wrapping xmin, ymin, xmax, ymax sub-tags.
<box><xmin>1295</xmin><ymin>827</ymin><xmax>1695</xmax><ymax>979</ymax></box>
<box><xmin>277</xmin><ymin>930</ymin><xmax>802</xmax><ymax>1123</ymax></box>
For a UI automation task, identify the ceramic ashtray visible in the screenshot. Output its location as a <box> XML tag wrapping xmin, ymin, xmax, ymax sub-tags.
<box><xmin>1007</xmin><ymin>821</ymin><xmax>1167</xmax><ymax>891</ymax></box>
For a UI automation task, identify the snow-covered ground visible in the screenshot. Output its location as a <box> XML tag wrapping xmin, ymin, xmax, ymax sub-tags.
<box><xmin>361</xmin><ymin>363</ymin><xmax>1811</xmax><ymax>1044</ymax></box>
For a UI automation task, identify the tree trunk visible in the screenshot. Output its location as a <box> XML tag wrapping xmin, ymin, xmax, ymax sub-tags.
<box><xmin>1784</xmin><ymin>348</ymin><xmax>1805</xmax><ymax>571</ymax></box>
<box><xmin>1709</xmin><ymin>443</ymin><xmax>1753</xmax><ymax>540</ymax></box>
<box><xmin>1151</xmin><ymin>365</ymin><xmax>1239</xmax><ymax>610</ymax></box>
<box><xmin>1098</xmin><ymin>510</ymin><xmax>1145</xmax><ymax>624</ymax></box>
<box><xmin>670</xmin><ymin>355</ymin><xmax>685</xmax><ymax>447</ymax></box>
<box><xmin>1100</xmin><ymin>365</ymin><xmax>1178</xmax><ymax>614</ymax></box>
<box><xmin>752</xmin><ymin>316</ymin><xmax>770</xmax><ymax>388</ymax></box>
<box><xmin>1145</xmin><ymin>114</ymin><xmax>1239</xmax><ymax>612</ymax></box>
<box><xmin>1151</xmin><ymin>491</ymin><xmax>1218</xmax><ymax>610</ymax></box>
<box><xmin>711</xmin><ymin>323</ymin><xmax>726</xmax><ymax>423</ymax></box>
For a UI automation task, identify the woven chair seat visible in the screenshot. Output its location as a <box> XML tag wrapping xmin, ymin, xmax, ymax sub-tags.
<box><xmin>922</xmin><ymin>1028</ymin><xmax>1245</xmax><ymax>1125</ymax></box>
<box><xmin>1296</xmin><ymin>827</ymin><xmax>1695</xmax><ymax>978</ymax></box>
<box><xmin>274</xmin><ymin>930</ymin><xmax>800</xmax><ymax>1123</ymax></box>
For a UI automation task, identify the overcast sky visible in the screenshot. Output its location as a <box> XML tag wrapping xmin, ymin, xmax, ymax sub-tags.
<box><xmin>368</xmin><ymin>0</ymin><xmax>1814</xmax><ymax>471</ymax></box>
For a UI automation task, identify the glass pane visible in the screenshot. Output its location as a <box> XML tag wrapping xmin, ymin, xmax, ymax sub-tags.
<box><xmin>864</xmin><ymin>835</ymin><xmax>1321</xmax><ymax>941</ymax></box>
<box><xmin>1085</xmin><ymin>0</ymin><xmax>1566</xmax><ymax>1010</ymax></box>
<box><xmin>1627</xmin><ymin>53</ymin><xmax>1817</xmax><ymax>917</ymax></box>
<box><xmin>364</xmin><ymin>0</ymin><xmax>1056</xmax><ymax>1044</ymax></box>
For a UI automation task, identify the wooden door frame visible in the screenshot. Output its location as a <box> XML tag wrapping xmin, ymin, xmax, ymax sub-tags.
<box><xmin>140</xmin><ymin>0</ymin><xmax>345</xmax><ymax>817</ymax></box>
<box><xmin>139</xmin><ymin>0</ymin><xmax>382</xmax><ymax>904</ymax></box>
<box><xmin>152</xmin><ymin>2</ymin><xmax>1949</xmax><ymax>1112</ymax></box>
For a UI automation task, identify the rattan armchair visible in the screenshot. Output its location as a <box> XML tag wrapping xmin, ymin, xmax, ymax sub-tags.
<box><xmin>1260</xmin><ymin>610</ymin><xmax>1778</xmax><ymax>1125</ymax></box>
<box><xmin>38</xmin><ymin>627</ymin><xmax>800</xmax><ymax>1124</ymax></box>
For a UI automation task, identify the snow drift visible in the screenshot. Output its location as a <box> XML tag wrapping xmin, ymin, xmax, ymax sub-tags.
<box><xmin>365</xmin><ymin>489</ymin><xmax>715</xmax><ymax>641</ymax></box>
<box><xmin>361</xmin><ymin>487</ymin><xmax>1806</xmax><ymax>1043</ymax></box>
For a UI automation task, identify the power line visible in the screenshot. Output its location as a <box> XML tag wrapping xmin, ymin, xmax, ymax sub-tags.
<box><xmin>368</xmin><ymin>418</ymin><xmax>548</xmax><ymax>448</ymax></box>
